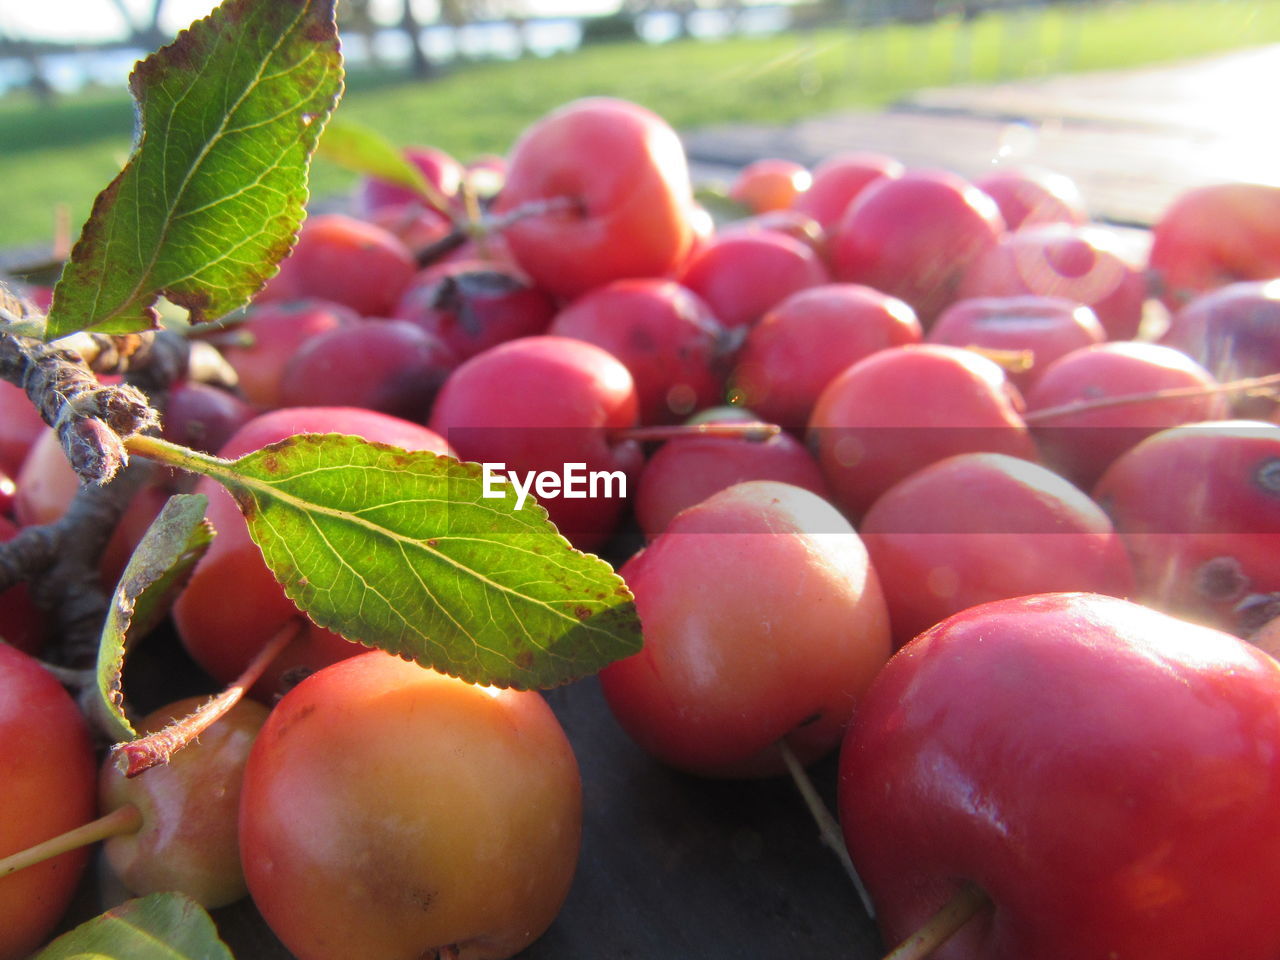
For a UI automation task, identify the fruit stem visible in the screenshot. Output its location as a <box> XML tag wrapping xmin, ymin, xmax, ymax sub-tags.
<box><xmin>777</xmin><ymin>740</ymin><xmax>875</xmax><ymax>919</ymax></box>
<box><xmin>110</xmin><ymin>618</ymin><xmax>300</xmax><ymax>777</ymax></box>
<box><xmin>881</xmin><ymin>883</ymin><xmax>991</xmax><ymax>960</ymax></box>
<box><xmin>124</xmin><ymin>432</ymin><xmax>232</xmax><ymax>479</ymax></box>
<box><xmin>612</xmin><ymin>421</ymin><xmax>781</xmax><ymax>444</ymax></box>
<box><xmin>485</xmin><ymin>194</ymin><xmax>583</xmax><ymax>233</ymax></box>
<box><xmin>1023</xmin><ymin>371</ymin><xmax>1280</xmax><ymax>424</ymax></box>
<box><xmin>0</xmin><ymin>803</ymin><xmax>142</xmax><ymax>879</ymax></box>
<box><xmin>964</xmin><ymin>345</ymin><xmax>1035</xmax><ymax>374</ymax></box>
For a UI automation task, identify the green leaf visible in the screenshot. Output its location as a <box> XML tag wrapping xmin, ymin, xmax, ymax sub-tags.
<box><xmin>46</xmin><ymin>0</ymin><xmax>343</xmax><ymax>339</ymax></box>
<box><xmin>317</xmin><ymin>117</ymin><xmax>433</xmax><ymax>198</ymax></box>
<box><xmin>33</xmin><ymin>892</ymin><xmax>232</xmax><ymax>960</ymax></box>
<box><xmin>130</xmin><ymin>433</ymin><xmax>641</xmax><ymax>689</ymax></box>
<box><xmin>94</xmin><ymin>494</ymin><xmax>214</xmax><ymax>742</ymax></box>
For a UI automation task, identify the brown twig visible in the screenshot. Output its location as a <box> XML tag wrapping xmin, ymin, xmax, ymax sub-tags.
<box><xmin>0</xmin><ymin>331</ymin><xmax>159</xmax><ymax>484</ymax></box>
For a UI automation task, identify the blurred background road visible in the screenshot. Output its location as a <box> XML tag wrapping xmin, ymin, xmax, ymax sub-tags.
<box><xmin>684</xmin><ymin>42</ymin><xmax>1280</xmax><ymax>227</ymax></box>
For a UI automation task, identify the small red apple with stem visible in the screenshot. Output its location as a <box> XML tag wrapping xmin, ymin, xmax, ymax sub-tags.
<box><xmin>491</xmin><ymin>97</ymin><xmax>695</xmax><ymax>299</ymax></box>
<box><xmin>839</xmin><ymin>592</ymin><xmax>1280</xmax><ymax>960</ymax></box>
<box><xmin>925</xmin><ymin>295</ymin><xmax>1104</xmax><ymax>394</ymax></box>
<box><xmin>1024</xmin><ymin>340</ymin><xmax>1228</xmax><ymax>488</ymax></box>
<box><xmin>0</xmin><ymin>643</ymin><xmax>96</xmax><ymax>960</ymax></box>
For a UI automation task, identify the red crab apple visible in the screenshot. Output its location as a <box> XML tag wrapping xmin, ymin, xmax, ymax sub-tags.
<box><xmin>860</xmin><ymin>453</ymin><xmax>1135</xmax><ymax>647</ymax></box>
<box><xmin>925</xmin><ymin>295</ymin><xmax>1104</xmax><ymax>393</ymax></box>
<box><xmin>99</xmin><ymin>697</ymin><xmax>269</xmax><ymax>908</ymax></box>
<box><xmin>808</xmin><ymin>344</ymin><xmax>1036</xmax><ymax>519</ymax></box>
<box><xmin>829</xmin><ymin>168</ymin><xmax>1005</xmax><ymax>328</ymax></box>
<box><xmin>160</xmin><ymin>380</ymin><xmax>257</xmax><ymax>456</ymax></box>
<box><xmin>838</xmin><ymin>592</ymin><xmax>1280</xmax><ymax>960</ymax></box>
<box><xmin>730</xmin><ymin>283</ymin><xmax>922</xmax><ymax>430</ymax></box>
<box><xmin>972</xmin><ymin>166</ymin><xmax>1088</xmax><ymax>231</ymax></box>
<box><xmin>491</xmin><ymin>97</ymin><xmax>695</xmax><ymax>299</ymax></box>
<box><xmin>277</xmin><ymin>318</ymin><xmax>457</xmax><ymax>420</ymax></box>
<box><xmin>218</xmin><ymin>298</ymin><xmax>360</xmax><ymax>410</ymax></box>
<box><xmin>1147</xmin><ymin>181</ymin><xmax>1280</xmax><ymax>309</ymax></box>
<box><xmin>256</xmin><ymin>213</ymin><xmax>416</xmax><ymax>317</ymax></box>
<box><xmin>1158</xmin><ymin>279</ymin><xmax>1280</xmax><ymax>417</ymax></box>
<box><xmin>678</xmin><ymin>228</ymin><xmax>829</xmax><ymax>330</ymax></box>
<box><xmin>368</xmin><ymin>202</ymin><xmax>454</xmax><ymax>259</ymax></box>
<box><xmin>728</xmin><ymin>157</ymin><xmax>812</xmax><ymax>214</ymax></box>
<box><xmin>0</xmin><ymin>643</ymin><xmax>96</xmax><ymax>960</ymax></box>
<box><xmin>718</xmin><ymin>208</ymin><xmax>826</xmax><ymax>257</ymax></box>
<box><xmin>428</xmin><ymin>336</ymin><xmax>642</xmax><ymax>551</ymax></box>
<box><xmin>791</xmin><ymin>151</ymin><xmax>903</xmax><ymax>233</ymax></box>
<box><xmin>1024</xmin><ymin>340</ymin><xmax>1228</xmax><ymax>489</ymax></box>
<box><xmin>1092</xmin><ymin>420</ymin><xmax>1280</xmax><ymax>631</ymax></box>
<box><xmin>957</xmin><ymin>223</ymin><xmax>1147</xmax><ymax>341</ymax></box>
<box><xmin>172</xmin><ymin>406</ymin><xmax>454</xmax><ymax>700</ymax></box>
<box><xmin>632</xmin><ymin>413</ymin><xmax>829</xmax><ymax>537</ymax></box>
<box><xmin>393</xmin><ymin>259</ymin><xmax>557</xmax><ymax>363</ymax></box>
<box><xmin>600</xmin><ymin>481</ymin><xmax>891</xmax><ymax>777</ymax></box>
<box><xmin>548</xmin><ymin>278</ymin><xmax>727</xmax><ymax>425</ymax></box>
<box><xmin>239</xmin><ymin>650</ymin><xmax>581</xmax><ymax>960</ymax></box>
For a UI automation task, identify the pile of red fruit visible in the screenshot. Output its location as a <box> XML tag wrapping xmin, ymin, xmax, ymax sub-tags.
<box><xmin>4</xmin><ymin>94</ymin><xmax>1280</xmax><ymax>960</ymax></box>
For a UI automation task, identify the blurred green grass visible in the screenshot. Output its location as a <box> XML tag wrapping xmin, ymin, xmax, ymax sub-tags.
<box><xmin>1</xmin><ymin>0</ymin><xmax>1277</xmax><ymax>251</ymax></box>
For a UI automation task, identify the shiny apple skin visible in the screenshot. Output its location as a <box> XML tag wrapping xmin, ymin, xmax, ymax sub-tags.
<box><xmin>492</xmin><ymin>97</ymin><xmax>694</xmax><ymax>299</ymax></box>
<box><xmin>839</xmin><ymin>592</ymin><xmax>1280</xmax><ymax>960</ymax></box>
<box><xmin>1092</xmin><ymin>420</ymin><xmax>1280</xmax><ymax>630</ymax></box>
<box><xmin>239</xmin><ymin>651</ymin><xmax>582</xmax><ymax>960</ymax></box>
<box><xmin>0</xmin><ymin>643</ymin><xmax>96</xmax><ymax>960</ymax></box>
<box><xmin>860</xmin><ymin>453</ymin><xmax>1135</xmax><ymax>647</ymax></box>
<box><xmin>99</xmin><ymin>697</ymin><xmax>269</xmax><ymax>908</ymax></box>
<box><xmin>1148</xmin><ymin>182</ymin><xmax>1280</xmax><ymax>309</ymax></box>
<box><xmin>600</xmin><ymin>481</ymin><xmax>891</xmax><ymax>778</ymax></box>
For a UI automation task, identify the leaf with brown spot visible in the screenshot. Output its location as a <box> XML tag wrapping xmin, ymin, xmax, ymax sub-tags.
<box><xmin>34</xmin><ymin>892</ymin><xmax>232</xmax><ymax>960</ymax></box>
<box><xmin>147</xmin><ymin>434</ymin><xmax>641</xmax><ymax>689</ymax></box>
<box><xmin>46</xmin><ymin>0</ymin><xmax>343</xmax><ymax>338</ymax></box>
